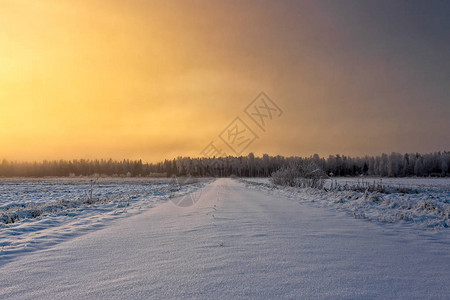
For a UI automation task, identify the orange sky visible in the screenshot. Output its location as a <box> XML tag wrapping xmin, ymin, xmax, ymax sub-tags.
<box><xmin>1</xmin><ymin>0</ymin><xmax>449</xmax><ymax>162</ymax></box>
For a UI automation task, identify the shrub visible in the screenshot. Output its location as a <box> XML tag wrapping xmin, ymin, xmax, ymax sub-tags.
<box><xmin>271</xmin><ymin>161</ymin><xmax>326</xmax><ymax>189</ymax></box>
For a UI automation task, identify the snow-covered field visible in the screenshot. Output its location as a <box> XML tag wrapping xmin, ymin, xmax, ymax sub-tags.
<box><xmin>328</xmin><ymin>177</ymin><xmax>450</xmax><ymax>193</ymax></box>
<box><xmin>0</xmin><ymin>178</ymin><xmax>449</xmax><ymax>299</ymax></box>
<box><xmin>243</xmin><ymin>177</ymin><xmax>450</xmax><ymax>229</ymax></box>
<box><xmin>0</xmin><ymin>177</ymin><xmax>211</xmax><ymax>263</ymax></box>
<box><xmin>245</xmin><ymin>177</ymin><xmax>450</xmax><ymax>192</ymax></box>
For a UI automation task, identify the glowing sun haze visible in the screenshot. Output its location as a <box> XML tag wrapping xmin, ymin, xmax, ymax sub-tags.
<box><xmin>1</xmin><ymin>0</ymin><xmax>449</xmax><ymax>162</ymax></box>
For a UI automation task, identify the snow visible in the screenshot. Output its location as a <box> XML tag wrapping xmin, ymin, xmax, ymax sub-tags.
<box><xmin>244</xmin><ymin>176</ymin><xmax>450</xmax><ymax>192</ymax></box>
<box><xmin>0</xmin><ymin>177</ymin><xmax>211</xmax><ymax>263</ymax></box>
<box><xmin>242</xmin><ymin>177</ymin><xmax>450</xmax><ymax>229</ymax></box>
<box><xmin>326</xmin><ymin>177</ymin><xmax>450</xmax><ymax>193</ymax></box>
<box><xmin>1</xmin><ymin>178</ymin><xmax>449</xmax><ymax>299</ymax></box>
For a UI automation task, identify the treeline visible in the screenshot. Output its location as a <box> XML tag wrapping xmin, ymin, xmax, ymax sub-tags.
<box><xmin>0</xmin><ymin>151</ymin><xmax>449</xmax><ymax>178</ymax></box>
<box><xmin>323</xmin><ymin>152</ymin><xmax>449</xmax><ymax>177</ymax></box>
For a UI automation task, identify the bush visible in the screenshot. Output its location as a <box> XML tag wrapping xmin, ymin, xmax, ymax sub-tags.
<box><xmin>271</xmin><ymin>161</ymin><xmax>326</xmax><ymax>189</ymax></box>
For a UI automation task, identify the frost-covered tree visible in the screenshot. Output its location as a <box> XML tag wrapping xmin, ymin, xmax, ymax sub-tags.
<box><xmin>368</xmin><ymin>157</ymin><xmax>375</xmax><ymax>175</ymax></box>
<box><xmin>414</xmin><ymin>157</ymin><xmax>424</xmax><ymax>176</ymax></box>
<box><xmin>1</xmin><ymin>151</ymin><xmax>449</xmax><ymax>177</ymax></box>
<box><xmin>379</xmin><ymin>153</ymin><xmax>388</xmax><ymax>177</ymax></box>
<box><xmin>388</xmin><ymin>152</ymin><xmax>402</xmax><ymax>177</ymax></box>
<box><xmin>442</xmin><ymin>153</ymin><xmax>449</xmax><ymax>176</ymax></box>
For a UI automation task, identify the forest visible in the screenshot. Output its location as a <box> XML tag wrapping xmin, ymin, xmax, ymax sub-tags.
<box><xmin>0</xmin><ymin>151</ymin><xmax>448</xmax><ymax>178</ymax></box>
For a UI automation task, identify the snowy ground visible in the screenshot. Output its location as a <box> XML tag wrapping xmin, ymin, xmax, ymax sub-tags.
<box><xmin>328</xmin><ymin>177</ymin><xmax>450</xmax><ymax>193</ymax></box>
<box><xmin>0</xmin><ymin>178</ymin><xmax>449</xmax><ymax>299</ymax></box>
<box><xmin>0</xmin><ymin>177</ymin><xmax>211</xmax><ymax>263</ymax></box>
<box><xmin>243</xmin><ymin>177</ymin><xmax>450</xmax><ymax>229</ymax></box>
<box><xmin>245</xmin><ymin>176</ymin><xmax>450</xmax><ymax>192</ymax></box>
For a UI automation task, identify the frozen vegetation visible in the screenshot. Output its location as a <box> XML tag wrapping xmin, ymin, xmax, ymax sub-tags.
<box><xmin>243</xmin><ymin>177</ymin><xmax>450</xmax><ymax>229</ymax></box>
<box><xmin>1</xmin><ymin>151</ymin><xmax>449</xmax><ymax>178</ymax></box>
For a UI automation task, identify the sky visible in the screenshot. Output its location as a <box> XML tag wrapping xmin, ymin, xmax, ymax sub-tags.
<box><xmin>0</xmin><ymin>0</ymin><xmax>449</xmax><ymax>162</ymax></box>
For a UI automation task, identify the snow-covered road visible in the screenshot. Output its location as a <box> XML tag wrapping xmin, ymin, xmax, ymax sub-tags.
<box><xmin>1</xmin><ymin>178</ymin><xmax>449</xmax><ymax>299</ymax></box>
